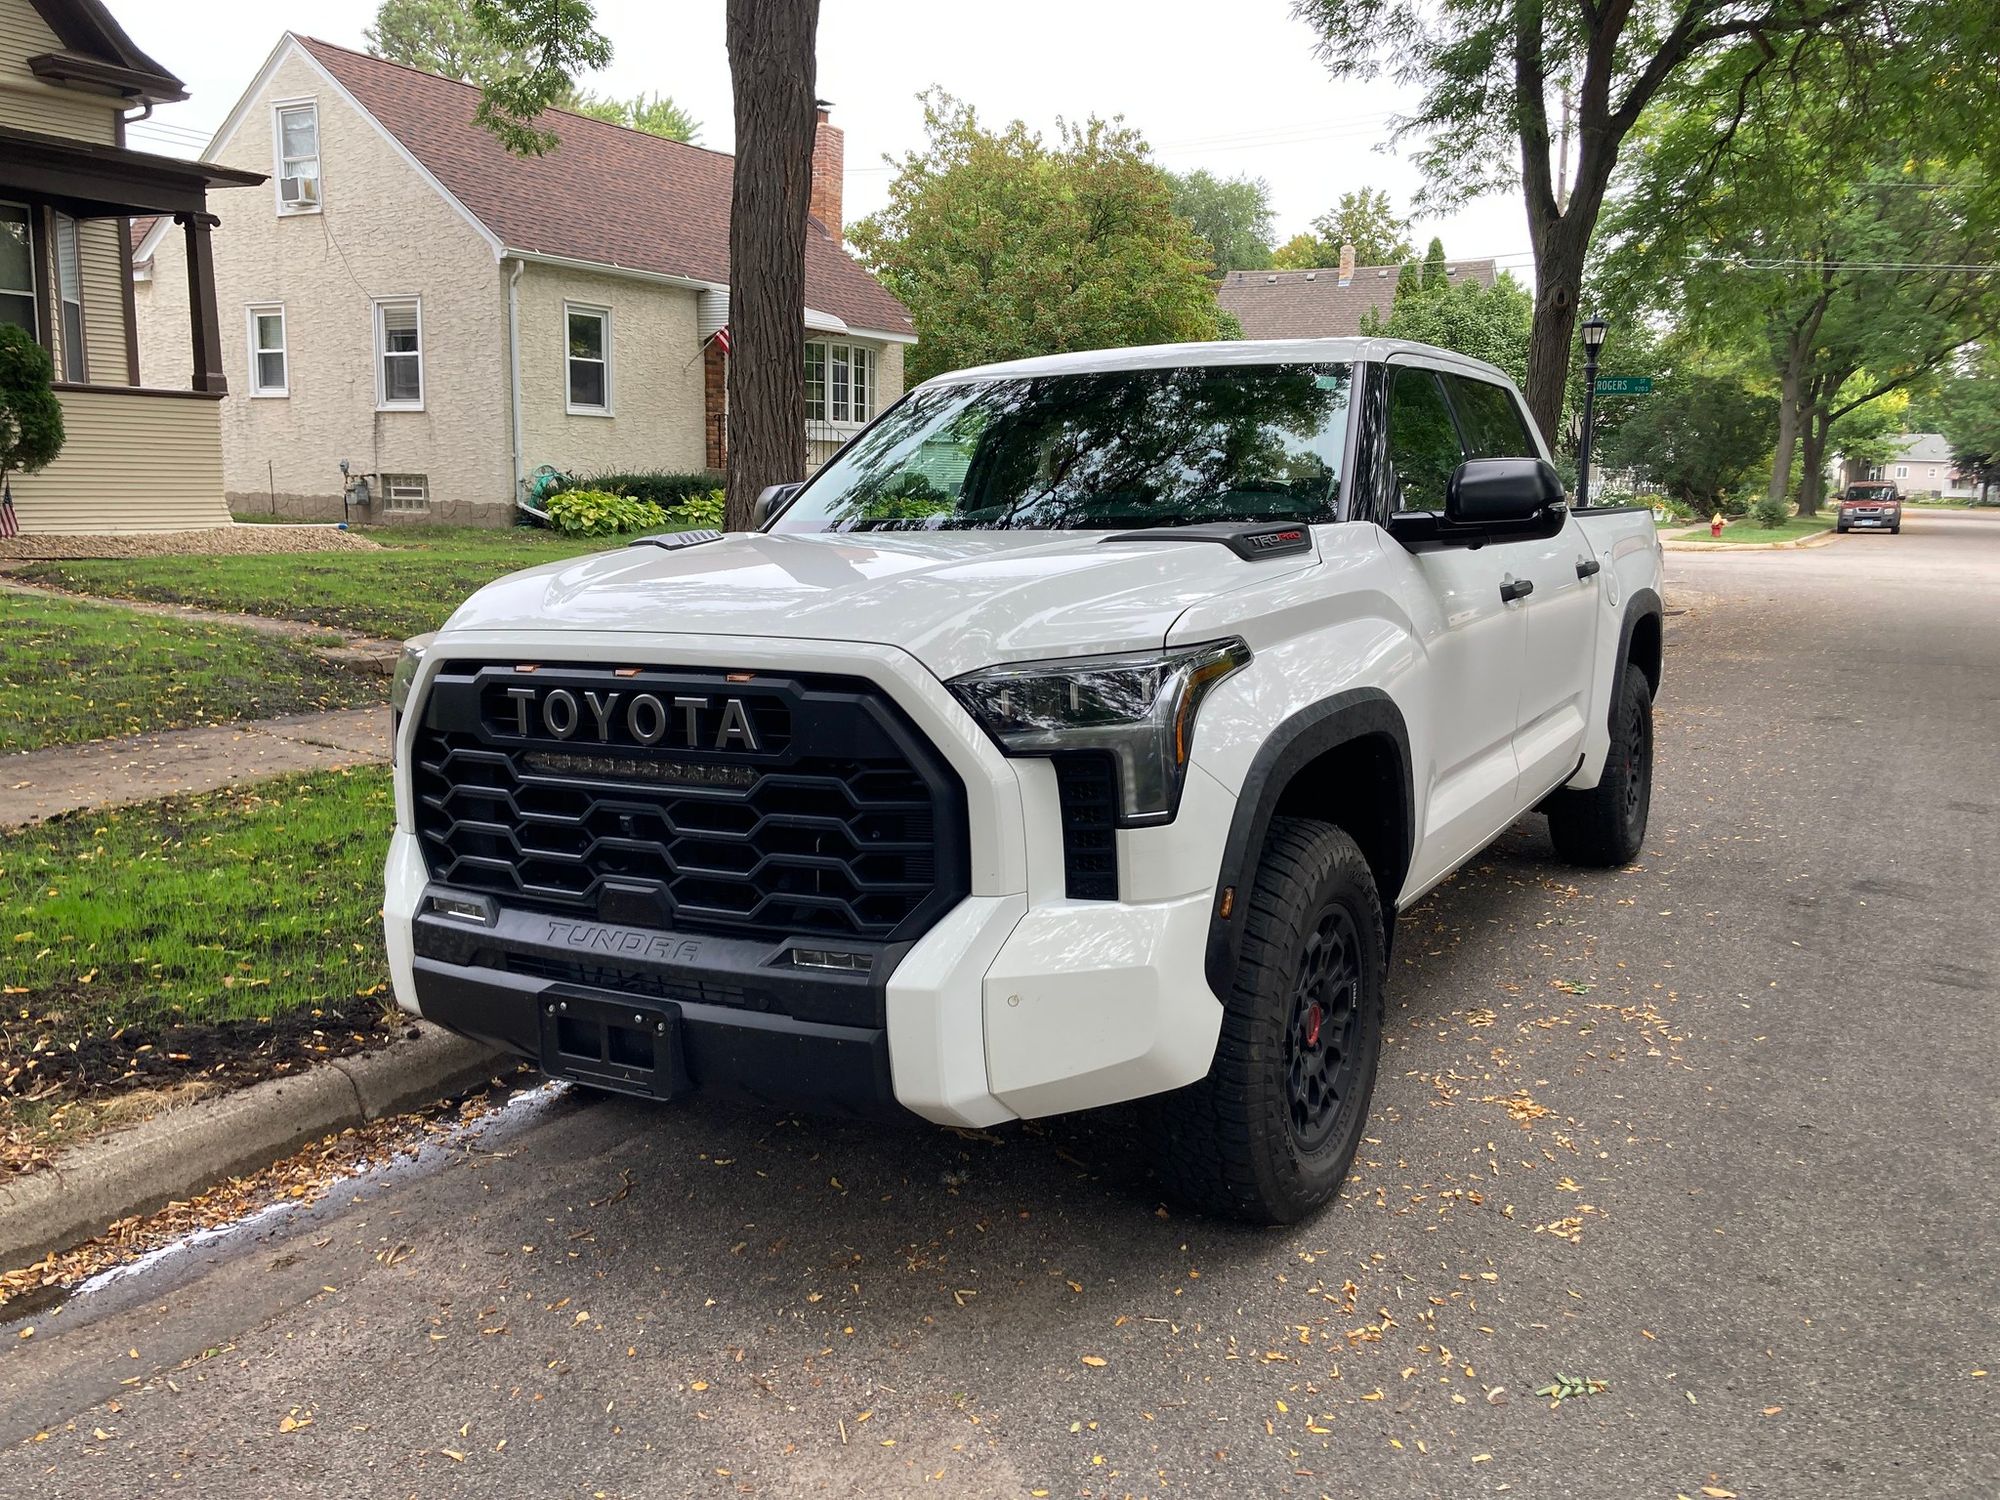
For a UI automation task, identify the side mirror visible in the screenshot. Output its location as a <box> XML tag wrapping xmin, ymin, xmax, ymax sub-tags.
<box><xmin>1445</xmin><ymin>458</ymin><xmax>1566</xmax><ymax>526</ymax></box>
<box><xmin>751</xmin><ymin>482</ymin><xmax>803</xmax><ymax>530</ymax></box>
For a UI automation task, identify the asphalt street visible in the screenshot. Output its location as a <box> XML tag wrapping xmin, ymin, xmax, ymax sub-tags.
<box><xmin>4</xmin><ymin>509</ymin><xmax>1996</xmax><ymax>1499</ymax></box>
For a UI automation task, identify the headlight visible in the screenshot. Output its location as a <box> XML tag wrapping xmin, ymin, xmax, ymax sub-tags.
<box><xmin>389</xmin><ymin>634</ymin><xmax>434</xmax><ymax>762</ymax></box>
<box><xmin>949</xmin><ymin>639</ymin><xmax>1251</xmax><ymax>823</ymax></box>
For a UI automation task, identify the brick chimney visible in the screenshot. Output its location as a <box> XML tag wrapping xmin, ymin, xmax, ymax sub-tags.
<box><xmin>810</xmin><ymin>101</ymin><xmax>843</xmax><ymax>244</ymax></box>
<box><xmin>1337</xmin><ymin>242</ymin><xmax>1356</xmax><ymax>285</ymax></box>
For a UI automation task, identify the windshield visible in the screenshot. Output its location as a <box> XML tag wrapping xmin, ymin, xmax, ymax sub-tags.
<box><xmin>1843</xmin><ymin>484</ymin><xmax>1893</xmax><ymax>499</ymax></box>
<box><xmin>771</xmin><ymin>362</ymin><xmax>1353</xmax><ymax>533</ymax></box>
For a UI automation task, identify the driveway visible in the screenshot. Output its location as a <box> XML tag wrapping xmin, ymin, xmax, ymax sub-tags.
<box><xmin>4</xmin><ymin>508</ymin><xmax>1996</xmax><ymax>1499</ymax></box>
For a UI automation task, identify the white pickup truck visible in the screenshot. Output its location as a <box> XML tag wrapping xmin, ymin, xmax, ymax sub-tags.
<box><xmin>385</xmin><ymin>337</ymin><xmax>1663</xmax><ymax>1223</ymax></box>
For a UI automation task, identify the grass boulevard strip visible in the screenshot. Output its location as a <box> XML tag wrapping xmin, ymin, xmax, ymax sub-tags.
<box><xmin>0</xmin><ymin>768</ymin><xmax>397</xmax><ymax>1172</ymax></box>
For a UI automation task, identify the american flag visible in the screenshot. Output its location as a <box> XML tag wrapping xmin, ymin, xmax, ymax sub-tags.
<box><xmin>0</xmin><ymin>475</ymin><xmax>17</xmax><ymax>539</ymax></box>
<box><xmin>710</xmin><ymin>324</ymin><xmax>731</xmax><ymax>356</ymax></box>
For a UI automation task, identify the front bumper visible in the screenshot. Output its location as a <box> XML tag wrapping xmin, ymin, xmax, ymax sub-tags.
<box><xmin>1840</xmin><ymin>509</ymin><xmax>1899</xmax><ymax>527</ymax></box>
<box><xmin>383</xmin><ymin>630</ymin><xmax>1236</xmax><ymax>1128</ymax></box>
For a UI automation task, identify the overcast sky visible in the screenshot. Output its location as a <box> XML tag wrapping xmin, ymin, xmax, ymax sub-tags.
<box><xmin>116</xmin><ymin>0</ymin><xmax>1539</xmax><ymax>279</ymax></box>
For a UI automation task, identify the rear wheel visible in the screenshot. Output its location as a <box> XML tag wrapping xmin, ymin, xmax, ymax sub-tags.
<box><xmin>1546</xmin><ymin>662</ymin><xmax>1653</xmax><ymax>867</ymax></box>
<box><xmin>1154</xmin><ymin>818</ymin><xmax>1385</xmax><ymax>1224</ymax></box>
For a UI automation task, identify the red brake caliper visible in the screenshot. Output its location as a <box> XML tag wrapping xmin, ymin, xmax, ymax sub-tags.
<box><xmin>1304</xmin><ymin>1004</ymin><xmax>1322</xmax><ymax>1048</ymax></box>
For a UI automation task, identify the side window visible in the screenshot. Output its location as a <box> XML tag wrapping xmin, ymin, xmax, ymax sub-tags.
<box><xmin>1445</xmin><ymin>373</ymin><xmax>1538</xmax><ymax>459</ymax></box>
<box><xmin>1383</xmin><ymin>366</ymin><xmax>1465</xmax><ymax>512</ymax></box>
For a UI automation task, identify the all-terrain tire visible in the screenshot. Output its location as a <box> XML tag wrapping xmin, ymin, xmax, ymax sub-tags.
<box><xmin>1152</xmin><ymin>818</ymin><xmax>1386</xmax><ymax>1225</ymax></box>
<box><xmin>1546</xmin><ymin>662</ymin><xmax>1653</xmax><ymax>867</ymax></box>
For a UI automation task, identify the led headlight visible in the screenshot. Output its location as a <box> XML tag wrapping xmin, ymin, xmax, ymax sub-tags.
<box><xmin>389</xmin><ymin>633</ymin><xmax>434</xmax><ymax>760</ymax></box>
<box><xmin>949</xmin><ymin>639</ymin><xmax>1251</xmax><ymax>823</ymax></box>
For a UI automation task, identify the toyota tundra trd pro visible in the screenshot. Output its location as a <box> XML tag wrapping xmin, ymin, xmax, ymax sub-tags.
<box><xmin>386</xmin><ymin>338</ymin><xmax>1665</xmax><ymax>1224</ymax></box>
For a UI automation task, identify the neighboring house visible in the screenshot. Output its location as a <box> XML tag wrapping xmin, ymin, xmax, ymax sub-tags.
<box><xmin>1217</xmin><ymin>248</ymin><xmax>1498</xmax><ymax>341</ymax></box>
<box><xmin>1858</xmin><ymin>432</ymin><xmax>1976</xmax><ymax>499</ymax></box>
<box><xmin>134</xmin><ymin>35</ymin><xmax>915</xmax><ymax>525</ymax></box>
<box><xmin>0</xmin><ymin>0</ymin><xmax>262</xmax><ymax>533</ymax></box>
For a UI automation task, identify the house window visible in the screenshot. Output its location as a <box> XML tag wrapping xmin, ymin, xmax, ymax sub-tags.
<box><xmin>565</xmin><ymin>303</ymin><xmax>610</xmax><ymax>414</ymax></box>
<box><xmin>804</xmin><ymin>340</ymin><xmax>876</xmax><ymax>426</ymax></box>
<box><xmin>53</xmin><ymin>214</ymin><xmax>84</xmax><ymax>381</ymax></box>
<box><xmin>1895</xmin><ymin>465</ymin><xmax>1909</xmax><ymax>479</ymax></box>
<box><xmin>374</xmin><ymin>298</ymin><xmax>422</xmax><ymax>409</ymax></box>
<box><xmin>275</xmin><ymin>102</ymin><xmax>322</xmax><ymax>213</ymax></box>
<box><xmin>248</xmin><ymin>304</ymin><xmax>287</xmax><ymax>396</ymax></box>
<box><xmin>382</xmin><ymin>473</ymin><xmax>428</xmax><ymax>512</ymax></box>
<box><xmin>0</xmin><ymin>203</ymin><xmax>34</xmax><ymax>336</ymax></box>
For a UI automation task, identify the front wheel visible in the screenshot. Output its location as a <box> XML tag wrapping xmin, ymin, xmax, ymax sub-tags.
<box><xmin>1153</xmin><ymin>818</ymin><xmax>1386</xmax><ymax>1224</ymax></box>
<box><xmin>1546</xmin><ymin>662</ymin><xmax>1653</xmax><ymax>867</ymax></box>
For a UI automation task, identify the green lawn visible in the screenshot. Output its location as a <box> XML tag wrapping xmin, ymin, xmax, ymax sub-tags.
<box><xmin>1</xmin><ymin>768</ymin><xmax>392</xmax><ymax>1031</ymax></box>
<box><xmin>18</xmin><ymin>525</ymin><xmax>614</xmax><ymax>641</ymax></box>
<box><xmin>0</xmin><ymin>593</ymin><xmax>384</xmax><ymax>752</ymax></box>
<box><xmin>1671</xmin><ymin>516</ymin><xmax>1835</xmax><ymax>545</ymax></box>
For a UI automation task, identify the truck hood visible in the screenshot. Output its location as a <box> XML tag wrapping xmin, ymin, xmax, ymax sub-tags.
<box><xmin>439</xmin><ymin>530</ymin><xmax>1316</xmax><ymax>680</ymax></box>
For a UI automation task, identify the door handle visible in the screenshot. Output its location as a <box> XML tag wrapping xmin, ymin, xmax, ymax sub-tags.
<box><xmin>1576</xmin><ymin>557</ymin><xmax>1602</xmax><ymax>580</ymax></box>
<box><xmin>1499</xmin><ymin>577</ymin><xmax>1534</xmax><ymax>603</ymax></box>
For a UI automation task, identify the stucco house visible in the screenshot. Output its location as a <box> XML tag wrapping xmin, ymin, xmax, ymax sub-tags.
<box><xmin>1865</xmin><ymin>432</ymin><xmax>1975</xmax><ymax>499</ymax></box>
<box><xmin>134</xmin><ymin>34</ymin><xmax>915</xmax><ymax>525</ymax></box>
<box><xmin>1</xmin><ymin>0</ymin><xmax>261</xmax><ymax>533</ymax></box>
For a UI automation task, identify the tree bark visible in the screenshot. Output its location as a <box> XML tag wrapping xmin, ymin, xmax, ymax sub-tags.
<box><xmin>723</xmin><ymin>0</ymin><xmax>821</xmax><ymax>530</ymax></box>
<box><xmin>1797</xmin><ymin>411</ymin><xmax>1830</xmax><ymax>516</ymax></box>
<box><xmin>1768</xmin><ymin>360</ymin><xmax>1801</xmax><ymax>508</ymax></box>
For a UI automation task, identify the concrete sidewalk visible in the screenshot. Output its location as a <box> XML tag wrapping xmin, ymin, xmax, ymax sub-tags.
<box><xmin>1</xmin><ymin>707</ymin><xmax>390</xmax><ymax>827</ymax></box>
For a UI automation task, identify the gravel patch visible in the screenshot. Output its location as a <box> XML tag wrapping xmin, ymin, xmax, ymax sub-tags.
<box><xmin>0</xmin><ymin>526</ymin><xmax>382</xmax><ymax>561</ymax></box>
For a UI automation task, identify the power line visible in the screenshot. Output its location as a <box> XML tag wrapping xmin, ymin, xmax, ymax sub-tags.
<box><xmin>1691</xmin><ymin>255</ymin><xmax>2000</xmax><ymax>273</ymax></box>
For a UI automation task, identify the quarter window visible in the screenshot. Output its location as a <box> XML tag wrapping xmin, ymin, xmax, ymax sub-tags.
<box><xmin>54</xmin><ymin>214</ymin><xmax>84</xmax><ymax>381</ymax></box>
<box><xmin>565</xmin><ymin>304</ymin><xmax>610</xmax><ymax>413</ymax></box>
<box><xmin>0</xmin><ymin>204</ymin><xmax>36</xmax><ymax>337</ymax></box>
<box><xmin>374</xmin><ymin>298</ymin><xmax>422</xmax><ymax>409</ymax></box>
<box><xmin>1443</xmin><ymin>373</ymin><xmax>1536</xmax><ymax>459</ymax></box>
<box><xmin>805</xmin><ymin>340</ymin><xmax>876</xmax><ymax>426</ymax></box>
<box><xmin>1383</xmin><ymin>366</ymin><xmax>1466</xmax><ymax>512</ymax></box>
<box><xmin>276</xmin><ymin>103</ymin><xmax>321</xmax><ymax>212</ymax></box>
<box><xmin>248</xmin><ymin>305</ymin><xmax>287</xmax><ymax>395</ymax></box>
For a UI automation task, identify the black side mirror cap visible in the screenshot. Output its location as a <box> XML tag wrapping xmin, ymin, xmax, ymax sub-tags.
<box><xmin>751</xmin><ymin>482</ymin><xmax>804</xmax><ymax>530</ymax></box>
<box><xmin>1446</xmin><ymin>457</ymin><xmax>1567</xmax><ymax>526</ymax></box>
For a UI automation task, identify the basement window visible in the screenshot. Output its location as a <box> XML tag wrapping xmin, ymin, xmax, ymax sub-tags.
<box><xmin>382</xmin><ymin>473</ymin><xmax>429</xmax><ymax>512</ymax></box>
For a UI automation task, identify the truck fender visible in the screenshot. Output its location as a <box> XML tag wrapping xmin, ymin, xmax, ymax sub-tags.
<box><xmin>1202</xmin><ymin>687</ymin><xmax>1414</xmax><ymax>997</ymax></box>
<box><xmin>1617</xmin><ymin>587</ymin><xmax>1664</xmax><ymax>700</ymax></box>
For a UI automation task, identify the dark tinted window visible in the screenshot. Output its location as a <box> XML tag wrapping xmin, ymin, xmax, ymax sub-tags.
<box><xmin>1383</xmin><ymin>366</ymin><xmax>1464</xmax><ymax>512</ymax></box>
<box><xmin>772</xmin><ymin>363</ymin><xmax>1353</xmax><ymax>532</ymax></box>
<box><xmin>1445</xmin><ymin>374</ymin><xmax>1537</xmax><ymax>459</ymax></box>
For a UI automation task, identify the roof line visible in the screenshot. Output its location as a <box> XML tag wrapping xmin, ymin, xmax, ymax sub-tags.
<box><xmin>292</xmin><ymin>33</ymin><xmax>740</xmax><ymax>163</ymax></box>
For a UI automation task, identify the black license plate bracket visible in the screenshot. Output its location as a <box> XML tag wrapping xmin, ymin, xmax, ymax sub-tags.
<box><xmin>537</xmin><ymin>989</ymin><xmax>690</xmax><ymax>1098</ymax></box>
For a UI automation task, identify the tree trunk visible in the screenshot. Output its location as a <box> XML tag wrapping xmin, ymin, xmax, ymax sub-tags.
<box><xmin>723</xmin><ymin>0</ymin><xmax>822</xmax><ymax>531</ymax></box>
<box><xmin>1797</xmin><ymin>412</ymin><xmax>1830</xmax><ymax>516</ymax></box>
<box><xmin>1768</xmin><ymin>360</ymin><xmax>1803</xmax><ymax>507</ymax></box>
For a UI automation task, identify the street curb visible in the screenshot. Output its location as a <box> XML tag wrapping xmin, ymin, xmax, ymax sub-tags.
<box><xmin>0</xmin><ymin>1024</ymin><xmax>502</xmax><ymax>1270</ymax></box>
<box><xmin>1661</xmin><ymin>529</ymin><xmax>1836</xmax><ymax>552</ymax></box>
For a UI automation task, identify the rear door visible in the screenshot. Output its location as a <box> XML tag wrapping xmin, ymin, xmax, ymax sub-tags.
<box><xmin>1375</xmin><ymin>361</ymin><xmax>1526</xmax><ymax>892</ymax></box>
<box><xmin>1442</xmin><ymin>371</ymin><xmax>1600</xmax><ymax>800</ymax></box>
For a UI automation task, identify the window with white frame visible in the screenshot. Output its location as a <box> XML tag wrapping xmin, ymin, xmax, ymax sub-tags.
<box><xmin>374</xmin><ymin>298</ymin><xmax>422</xmax><ymax>409</ymax></box>
<box><xmin>1895</xmin><ymin>465</ymin><xmax>1909</xmax><ymax>478</ymax></box>
<box><xmin>382</xmin><ymin>473</ymin><xmax>428</xmax><ymax>512</ymax></box>
<box><xmin>804</xmin><ymin>340</ymin><xmax>876</xmax><ymax>427</ymax></box>
<box><xmin>565</xmin><ymin>303</ymin><xmax>610</xmax><ymax>413</ymax></box>
<box><xmin>248</xmin><ymin>304</ymin><xmax>287</xmax><ymax>395</ymax></box>
<box><xmin>53</xmin><ymin>214</ymin><xmax>84</xmax><ymax>381</ymax></box>
<box><xmin>275</xmin><ymin>102</ymin><xmax>321</xmax><ymax>212</ymax></box>
<box><xmin>0</xmin><ymin>203</ymin><xmax>36</xmax><ymax>337</ymax></box>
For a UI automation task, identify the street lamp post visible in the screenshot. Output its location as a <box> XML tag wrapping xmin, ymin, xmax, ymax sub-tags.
<box><xmin>1576</xmin><ymin>315</ymin><xmax>1608</xmax><ymax>509</ymax></box>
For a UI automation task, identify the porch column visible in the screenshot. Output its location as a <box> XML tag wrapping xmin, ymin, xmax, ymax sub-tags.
<box><xmin>175</xmin><ymin>210</ymin><xmax>226</xmax><ymax>394</ymax></box>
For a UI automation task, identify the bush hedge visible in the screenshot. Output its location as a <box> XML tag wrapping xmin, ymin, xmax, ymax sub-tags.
<box><xmin>580</xmin><ymin>470</ymin><xmax>724</xmax><ymax>508</ymax></box>
<box><xmin>543</xmin><ymin>490</ymin><xmax>669</xmax><ymax>537</ymax></box>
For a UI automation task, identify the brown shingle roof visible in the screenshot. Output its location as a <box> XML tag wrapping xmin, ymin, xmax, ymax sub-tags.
<box><xmin>298</xmin><ymin>36</ymin><xmax>911</xmax><ymax>337</ymax></box>
<box><xmin>129</xmin><ymin>214</ymin><xmax>155</xmax><ymax>252</ymax></box>
<box><xmin>1216</xmin><ymin>260</ymin><xmax>1498</xmax><ymax>341</ymax></box>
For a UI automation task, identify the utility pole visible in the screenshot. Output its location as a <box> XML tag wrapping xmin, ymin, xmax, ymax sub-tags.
<box><xmin>1556</xmin><ymin>83</ymin><xmax>1573</xmax><ymax>214</ymax></box>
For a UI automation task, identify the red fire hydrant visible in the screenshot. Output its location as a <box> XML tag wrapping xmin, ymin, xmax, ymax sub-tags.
<box><xmin>1710</xmin><ymin>512</ymin><xmax>1725</xmax><ymax>538</ymax></box>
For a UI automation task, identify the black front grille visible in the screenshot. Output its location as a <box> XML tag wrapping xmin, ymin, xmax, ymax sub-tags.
<box><xmin>1054</xmin><ymin>753</ymin><xmax>1119</xmax><ymax>900</ymax></box>
<box><xmin>411</xmin><ymin>663</ymin><xmax>969</xmax><ymax>943</ymax></box>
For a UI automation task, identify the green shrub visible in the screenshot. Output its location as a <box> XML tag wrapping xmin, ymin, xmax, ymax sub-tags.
<box><xmin>580</xmin><ymin>470</ymin><xmax>725</xmax><ymax>508</ymax></box>
<box><xmin>1750</xmin><ymin>494</ymin><xmax>1792</xmax><ymax>529</ymax></box>
<box><xmin>666</xmin><ymin>488</ymin><xmax>725</xmax><ymax>528</ymax></box>
<box><xmin>543</xmin><ymin>489</ymin><xmax>669</xmax><ymax>537</ymax></box>
<box><xmin>0</xmin><ymin>323</ymin><xmax>65</xmax><ymax>482</ymax></box>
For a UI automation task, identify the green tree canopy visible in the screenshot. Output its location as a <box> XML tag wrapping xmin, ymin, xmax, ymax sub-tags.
<box><xmin>1168</xmin><ymin>169</ymin><xmax>1276</xmax><ymax>273</ymax></box>
<box><xmin>1271</xmin><ymin>187</ymin><xmax>1412</xmax><ymax>269</ymax></box>
<box><xmin>1364</xmin><ymin>270</ymin><xmax>1534</xmax><ymax>385</ymax></box>
<box><xmin>365</xmin><ymin>0</ymin><xmax>527</xmax><ymax>82</ymax></box>
<box><xmin>571</xmin><ymin>90</ymin><xmax>701</xmax><ymax>142</ymax></box>
<box><xmin>0</xmin><ymin>324</ymin><xmax>64</xmax><ymax>481</ymax></box>
<box><xmin>850</xmin><ymin>91</ymin><xmax>1233</xmax><ymax>383</ymax></box>
<box><xmin>1597</xmin><ymin>360</ymin><xmax>1776</xmax><ymax>512</ymax></box>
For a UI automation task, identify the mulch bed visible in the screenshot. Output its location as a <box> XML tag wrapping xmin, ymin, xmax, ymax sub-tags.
<box><xmin>0</xmin><ymin>526</ymin><xmax>382</xmax><ymax>561</ymax></box>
